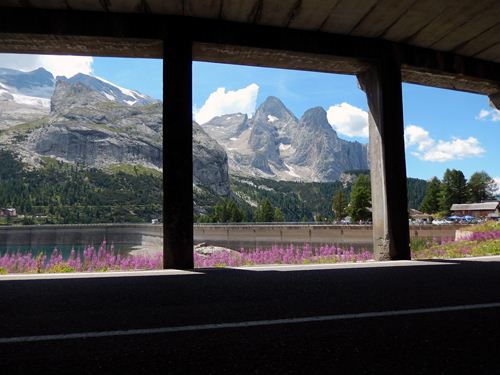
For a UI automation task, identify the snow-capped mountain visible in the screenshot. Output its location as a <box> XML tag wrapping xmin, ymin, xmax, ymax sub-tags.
<box><xmin>0</xmin><ymin>67</ymin><xmax>158</xmax><ymax>130</ymax></box>
<box><xmin>0</xmin><ymin>67</ymin><xmax>54</xmax><ymax>98</ymax></box>
<box><xmin>59</xmin><ymin>73</ymin><xmax>157</xmax><ymax>106</ymax></box>
<box><xmin>0</xmin><ymin>68</ymin><xmax>53</xmax><ymax>129</ymax></box>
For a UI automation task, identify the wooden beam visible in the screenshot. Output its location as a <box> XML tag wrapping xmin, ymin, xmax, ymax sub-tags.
<box><xmin>193</xmin><ymin>42</ymin><xmax>369</xmax><ymax>74</ymax></box>
<box><xmin>357</xmin><ymin>52</ymin><xmax>410</xmax><ymax>261</ymax></box>
<box><xmin>163</xmin><ymin>25</ymin><xmax>194</xmax><ymax>270</ymax></box>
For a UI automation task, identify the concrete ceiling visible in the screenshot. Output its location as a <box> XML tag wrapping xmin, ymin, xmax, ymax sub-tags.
<box><xmin>1</xmin><ymin>0</ymin><xmax>499</xmax><ymax>64</ymax></box>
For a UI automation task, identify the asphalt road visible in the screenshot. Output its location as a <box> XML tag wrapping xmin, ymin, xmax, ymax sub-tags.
<box><xmin>2</xmin><ymin>258</ymin><xmax>500</xmax><ymax>374</ymax></box>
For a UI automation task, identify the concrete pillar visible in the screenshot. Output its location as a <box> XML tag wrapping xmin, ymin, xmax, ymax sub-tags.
<box><xmin>357</xmin><ymin>58</ymin><xmax>410</xmax><ymax>260</ymax></box>
<box><xmin>163</xmin><ymin>32</ymin><xmax>194</xmax><ymax>269</ymax></box>
<box><xmin>489</xmin><ymin>92</ymin><xmax>500</xmax><ymax>110</ymax></box>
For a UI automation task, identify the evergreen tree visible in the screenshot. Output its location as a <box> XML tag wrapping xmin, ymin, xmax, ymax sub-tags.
<box><xmin>255</xmin><ymin>199</ymin><xmax>274</xmax><ymax>222</ymax></box>
<box><xmin>227</xmin><ymin>200</ymin><xmax>244</xmax><ymax>222</ymax></box>
<box><xmin>213</xmin><ymin>199</ymin><xmax>245</xmax><ymax>223</ymax></box>
<box><xmin>332</xmin><ymin>190</ymin><xmax>346</xmax><ymax>220</ymax></box>
<box><xmin>274</xmin><ymin>207</ymin><xmax>284</xmax><ymax>222</ymax></box>
<box><xmin>407</xmin><ymin>177</ymin><xmax>429</xmax><ymax>209</ymax></box>
<box><xmin>439</xmin><ymin>169</ymin><xmax>467</xmax><ymax>212</ymax></box>
<box><xmin>420</xmin><ymin>177</ymin><xmax>441</xmax><ymax>213</ymax></box>
<box><xmin>347</xmin><ymin>175</ymin><xmax>371</xmax><ymax>222</ymax></box>
<box><xmin>214</xmin><ymin>201</ymin><xmax>229</xmax><ymax>222</ymax></box>
<box><xmin>467</xmin><ymin>171</ymin><xmax>496</xmax><ymax>203</ymax></box>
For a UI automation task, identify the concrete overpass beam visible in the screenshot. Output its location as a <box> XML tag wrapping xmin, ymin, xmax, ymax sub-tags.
<box><xmin>357</xmin><ymin>57</ymin><xmax>410</xmax><ymax>260</ymax></box>
<box><xmin>163</xmin><ymin>30</ymin><xmax>194</xmax><ymax>269</ymax></box>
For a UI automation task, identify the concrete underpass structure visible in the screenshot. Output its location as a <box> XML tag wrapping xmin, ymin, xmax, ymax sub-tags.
<box><xmin>0</xmin><ymin>1</ymin><xmax>499</xmax><ymax>267</ymax></box>
<box><xmin>3</xmin><ymin>3</ymin><xmax>500</xmax><ymax>373</ymax></box>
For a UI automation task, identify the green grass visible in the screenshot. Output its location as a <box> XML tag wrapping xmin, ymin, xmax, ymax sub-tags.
<box><xmin>4</xmin><ymin>117</ymin><xmax>49</xmax><ymax>135</ymax></box>
<box><xmin>467</xmin><ymin>221</ymin><xmax>500</xmax><ymax>232</ymax></box>
<box><xmin>106</xmin><ymin>163</ymin><xmax>162</xmax><ymax>177</ymax></box>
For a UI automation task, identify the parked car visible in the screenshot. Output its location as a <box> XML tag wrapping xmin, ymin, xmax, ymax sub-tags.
<box><xmin>432</xmin><ymin>219</ymin><xmax>453</xmax><ymax>225</ymax></box>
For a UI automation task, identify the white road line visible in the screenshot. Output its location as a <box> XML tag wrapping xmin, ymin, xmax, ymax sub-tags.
<box><xmin>2</xmin><ymin>302</ymin><xmax>500</xmax><ymax>344</ymax></box>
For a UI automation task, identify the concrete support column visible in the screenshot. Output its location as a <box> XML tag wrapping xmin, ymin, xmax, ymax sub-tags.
<box><xmin>163</xmin><ymin>30</ymin><xmax>194</xmax><ymax>269</ymax></box>
<box><xmin>489</xmin><ymin>92</ymin><xmax>500</xmax><ymax>110</ymax></box>
<box><xmin>357</xmin><ymin>57</ymin><xmax>410</xmax><ymax>260</ymax></box>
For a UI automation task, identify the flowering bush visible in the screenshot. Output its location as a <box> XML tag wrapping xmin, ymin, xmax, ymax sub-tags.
<box><xmin>0</xmin><ymin>242</ymin><xmax>372</xmax><ymax>274</ymax></box>
<box><xmin>0</xmin><ymin>241</ymin><xmax>163</xmax><ymax>274</ymax></box>
<box><xmin>194</xmin><ymin>244</ymin><xmax>372</xmax><ymax>268</ymax></box>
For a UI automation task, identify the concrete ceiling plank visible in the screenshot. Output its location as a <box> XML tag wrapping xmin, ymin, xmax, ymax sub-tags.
<box><xmin>382</xmin><ymin>0</ymin><xmax>453</xmax><ymax>42</ymax></box>
<box><xmin>431</xmin><ymin>2</ymin><xmax>500</xmax><ymax>51</ymax></box>
<box><xmin>65</xmin><ymin>0</ymin><xmax>108</xmax><ymax>11</ymax></box>
<box><xmin>1</xmin><ymin>1</ymin><xmax>24</xmax><ymax>7</ymax></box>
<box><xmin>408</xmin><ymin>0</ymin><xmax>497</xmax><ymax>48</ymax></box>
<box><xmin>286</xmin><ymin>0</ymin><xmax>340</xmax><ymax>30</ymax></box>
<box><xmin>219</xmin><ymin>0</ymin><xmax>259</xmax><ymax>22</ymax></box>
<box><xmin>320</xmin><ymin>0</ymin><xmax>377</xmax><ymax>34</ymax></box>
<box><xmin>185</xmin><ymin>0</ymin><xmax>222</xmax><ymax>18</ymax></box>
<box><xmin>103</xmin><ymin>0</ymin><xmax>146</xmax><ymax>13</ymax></box>
<box><xmin>350</xmin><ymin>0</ymin><xmax>417</xmax><ymax>38</ymax></box>
<box><xmin>474</xmin><ymin>42</ymin><xmax>500</xmax><ymax>62</ymax></box>
<box><xmin>137</xmin><ymin>0</ymin><xmax>183</xmax><ymax>15</ymax></box>
<box><xmin>257</xmin><ymin>0</ymin><xmax>300</xmax><ymax>27</ymax></box>
<box><xmin>457</xmin><ymin>23</ymin><xmax>500</xmax><ymax>57</ymax></box>
<box><xmin>20</xmin><ymin>0</ymin><xmax>69</xmax><ymax>9</ymax></box>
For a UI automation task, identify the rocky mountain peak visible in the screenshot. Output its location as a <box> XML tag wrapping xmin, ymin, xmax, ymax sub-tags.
<box><xmin>58</xmin><ymin>73</ymin><xmax>157</xmax><ymax>106</ymax></box>
<box><xmin>299</xmin><ymin>106</ymin><xmax>335</xmax><ymax>133</ymax></box>
<box><xmin>254</xmin><ymin>96</ymin><xmax>297</xmax><ymax>124</ymax></box>
<box><xmin>28</xmin><ymin>67</ymin><xmax>54</xmax><ymax>81</ymax></box>
<box><xmin>50</xmin><ymin>79</ymin><xmax>108</xmax><ymax>114</ymax></box>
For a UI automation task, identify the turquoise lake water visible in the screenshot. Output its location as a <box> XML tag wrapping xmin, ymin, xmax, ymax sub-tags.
<box><xmin>0</xmin><ymin>243</ymin><xmax>133</xmax><ymax>259</ymax></box>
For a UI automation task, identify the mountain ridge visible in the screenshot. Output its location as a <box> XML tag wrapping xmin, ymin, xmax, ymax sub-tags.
<box><xmin>202</xmin><ymin>96</ymin><xmax>369</xmax><ymax>182</ymax></box>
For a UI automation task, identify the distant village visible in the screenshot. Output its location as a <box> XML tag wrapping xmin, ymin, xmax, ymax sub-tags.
<box><xmin>0</xmin><ymin>208</ymin><xmax>16</xmax><ymax>217</ymax></box>
<box><xmin>411</xmin><ymin>201</ymin><xmax>499</xmax><ymax>225</ymax></box>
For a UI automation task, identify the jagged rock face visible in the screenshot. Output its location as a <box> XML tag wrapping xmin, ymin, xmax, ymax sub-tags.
<box><xmin>201</xmin><ymin>96</ymin><xmax>369</xmax><ymax>182</ymax></box>
<box><xmin>252</xmin><ymin>96</ymin><xmax>298</xmax><ymax>144</ymax></box>
<box><xmin>16</xmin><ymin>79</ymin><xmax>164</xmax><ymax>169</ymax></box>
<box><xmin>247</xmin><ymin>97</ymin><xmax>295</xmax><ymax>172</ymax></box>
<box><xmin>288</xmin><ymin>107</ymin><xmax>368</xmax><ymax>181</ymax></box>
<box><xmin>202</xmin><ymin>113</ymin><xmax>249</xmax><ymax>142</ymax></box>
<box><xmin>193</xmin><ymin>123</ymin><xmax>230</xmax><ymax>196</ymax></box>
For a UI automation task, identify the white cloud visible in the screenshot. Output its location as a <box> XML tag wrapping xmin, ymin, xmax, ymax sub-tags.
<box><xmin>476</xmin><ymin>108</ymin><xmax>500</xmax><ymax>122</ymax></box>
<box><xmin>418</xmin><ymin>137</ymin><xmax>484</xmax><ymax>162</ymax></box>
<box><xmin>404</xmin><ymin>125</ymin><xmax>434</xmax><ymax>151</ymax></box>
<box><xmin>194</xmin><ymin>83</ymin><xmax>259</xmax><ymax>124</ymax></box>
<box><xmin>404</xmin><ymin>124</ymin><xmax>485</xmax><ymax>163</ymax></box>
<box><xmin>326</xmin><ymin>102</ymin><xmax>368</xmax><ymax>138</ymax></box>
<box><xmin>0</xmin><ymin>53</ymin><xmax>93</xmax><ymax>78</ymax></box>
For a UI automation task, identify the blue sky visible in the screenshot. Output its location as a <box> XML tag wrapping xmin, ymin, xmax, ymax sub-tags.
<box><xmin>0</xmin><ymin>54</ymin><xmax>498</xmax><ymax>187</ymax></box>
